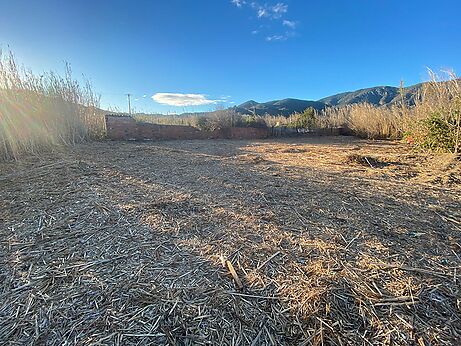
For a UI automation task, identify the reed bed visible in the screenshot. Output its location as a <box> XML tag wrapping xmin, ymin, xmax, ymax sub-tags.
<box><xmin>0</xmin><ymin>50</ymin><xmax>104</xmax><ymax>160</ymax></box>
<box><xmin>317</xmin><ymin>104</ymin><xmax>403</xmax><ymax>139</ymax></box>
<box><xmin>316</xmin><ymin>72</ymin><xmax>461</xmax><ymax>152</ymax></box>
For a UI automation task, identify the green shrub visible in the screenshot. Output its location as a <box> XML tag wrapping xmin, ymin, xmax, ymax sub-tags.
<box><xmin>241</xmin><ymin>115</ymin><xmax>267</xmax><ymax>128</ymax></box>
<box><xmin>406</xmin><ymin>72</ymin><xmax>461</xmax><ymax>153</ymax></box>
<box><xmin>412</xmin><ymin>111</ymin><xmax>459</xmax><ymax>152</ymax></box>
<box><xmin>287</xmin><ymin>108</ymin><xmax>318</xmax><ymax>129</ymax></box>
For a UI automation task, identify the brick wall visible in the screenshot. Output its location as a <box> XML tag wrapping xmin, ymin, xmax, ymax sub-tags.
<box><xmin>105</xmin><ymin>115</ymin><xmax>270</xmax><ymax>141</ymax></box>
<box><xmin>137</xmin><ymin>122</ymin><xmax>205</xmax><ymax>140</ymax></box>
<box><xmin>105</xmin><ymin>115</ymin><xmax>139</xmax><ymax>140</ymax></box>
<box><xmin>270</xmin><ymin>126</ymin><xmax>347</xmax><ymax>137</ymax></box>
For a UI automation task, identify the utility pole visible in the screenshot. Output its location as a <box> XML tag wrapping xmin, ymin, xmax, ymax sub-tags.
<box><xmin>126</xmin><ymin>93</ymin><xmax>132</xmax><ymax>115</ymax></box>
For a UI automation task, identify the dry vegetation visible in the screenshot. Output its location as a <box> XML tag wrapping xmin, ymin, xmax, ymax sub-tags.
<box><xmin>135</xmin><ymin>109</ymin><xmax>266</xmax><ymax>132</ymax></box>
<box><xmin>257</xmin><ymin>73</ymin><xmax>461</xmax><ymax>154</ymax></box>
<box><xmin>134</xmin><ymin>114</ymin><xmax>199</xmax><ymax>127</ymax></box>
<box><xmin>1</xmin><ymin>50</ymin><xmax>460</xmax><ymax>345</ymax></box>
<box><xmin>317</xmin><ymin>104</ymin><xmax>404</xmax><ymax>139</ymax></box>
<box><xmin>133</xmin><ymin>72</ymin><xmax>460</xmax><ymax>153</ymax></box>
<box><xmin>316</xmin><ymin>72</ymin><xmax>461</xmax><ymax>153</ymax></box>
<box><xmin>2</xmin><ymin>49</ymin><xmax>459</xmax><ymax>159</ymax></box>
<box><xmin>1</xmin><ymin>137</ymin><xmax>460</xmax><ymax>345</ymax></box>
<box><xmin>0</xmin><ymin>50</ymin><xmax>105</xmax><ymax>160</ymax></box>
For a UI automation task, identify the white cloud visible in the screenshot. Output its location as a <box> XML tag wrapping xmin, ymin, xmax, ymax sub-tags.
<box><xmin>152</xmin><ymin>93</ymin><xmax>218</xmax><ymax>107</ymax></box>
<box><xmin>252</xmin><ymin>2</ymin><xmax>288</xmax><ymax>19</ymax></box>
<box><xmin>272</xmin><ymin>2</ymin><xmax>288</xmax><ymax>16</ymax></box>
<box><xmin>232</xmin><ymin>1</ymin><xmax>298</xmax><ymax>41</ymax></box>
<box><xmin>152</xmin><ymin>94</ymin><xmax>231</xmax><ymax>107</ymax></box>
<box><xmin>266</xmin><ymin>29</ymin><xmax>295</xmax><ymax>42</ymax></box>
<box><xmin>231</xmin><ymin>0</ymin><xmax>246</xmax><ymax>7</ymax></box>
<box><xmin>283</xmin><ymin>20</ymin><xmax>296</xmax><ymax>29</ymax></box>
<box><xmin>266</xmin><ymin>34</ymin><xmax>287</xmax><ymax>41</ymax></box>
<box><xmin>257</xmin><ymin>7</ymin><xmax>268</xmax><ymax>18</ymax></box>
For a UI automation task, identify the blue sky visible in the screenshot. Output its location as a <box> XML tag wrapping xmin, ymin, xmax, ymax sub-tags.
<box><xmin>0</xmin><ymin>0</ymin><xmax>460</xmax><ymax>114</ymax></box>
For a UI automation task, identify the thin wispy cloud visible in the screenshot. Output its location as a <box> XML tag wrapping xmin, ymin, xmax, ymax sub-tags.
<box><xmin>231</xmin><ymin>0</ymin><xmax>246</xmax><ymax>7</ymax></box>
<box><xmin>257</xmin><ymin>7</ymin><xmax>268</xmax><ymax>18</ymax></box>
<box><xmin>271</xmin><ymin>3</ymin><xmax>288</xmax><ymax>17</ymax></box>
<box><xmin>230</xmin><ymin>1</ymin><xmax>298</xmax><ymax>41</ymax></box>
<box><xmin>265</xmin><ymin>29</ymin><xmax>296</xmax><ymax>41</ymax></box>
<box><xmin>152</xmin><ymin>93</ymin><xmax>229</xmax><ymax>107</ymax></box>
<box><xmin>283</xmin><ymin>20</ymin><xmax>296</xmax><ymax>29</ymax></box>
<box><xmin>251</xmin><ymin>2</ymin><xmax>287</xmax><ymax>19</ymax></box>
<box><xmin>265</xmin><ymin>34</ymin><xmax>286</xmax><ymax>42</ymax></box>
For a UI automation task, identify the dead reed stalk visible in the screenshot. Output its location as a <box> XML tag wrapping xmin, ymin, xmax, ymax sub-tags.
<box><xmin>0</xmin><ymin>50</ymin><xmax>105</xmax><ymax>160</ymax></box>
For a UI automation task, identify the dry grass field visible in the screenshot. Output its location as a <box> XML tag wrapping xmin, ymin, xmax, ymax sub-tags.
<box><xmin>1</xmin><ymin>137</ymin><xmax>460</xmax><ymax>345</ymax></box>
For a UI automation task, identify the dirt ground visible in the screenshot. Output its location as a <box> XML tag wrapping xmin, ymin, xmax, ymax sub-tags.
<box><xmin>1</xmin><ymin>136</ymin><xmax>460</xmax><ymax>345</ymax></box>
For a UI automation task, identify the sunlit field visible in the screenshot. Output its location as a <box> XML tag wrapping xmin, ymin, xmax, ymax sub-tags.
<box><xmin>1</xmin><ymin>137</ymin><xmax>460</xmax><ymax>344</ymax></box>
<box><xmin>1</xmin><ymin>1</ymin><xmax>461</xmax><ymax>343</ymax></box>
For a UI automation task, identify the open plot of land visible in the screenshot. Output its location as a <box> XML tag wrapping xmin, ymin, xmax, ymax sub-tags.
<box><xmin>1</xmin><ymin>137</ymin><xmax>460</xmax><ymax>345</ymax></box>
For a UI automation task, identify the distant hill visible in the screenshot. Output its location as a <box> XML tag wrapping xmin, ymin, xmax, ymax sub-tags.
<box><xmin>318</xmin><ymin>84</ymin><xmax>423</xmax><ymax>107</ymax></box>
<box><xmin>234</xmin><ymin>98</ymin><xmax>326</xmax><ymax>116</ymax></box>
<box><xmin>119</xmin><ymin>80</ymin><xmax>453</xmax><ymax>118</ymax></box>
<box><xmin>234</xmin><ymin>82</ymin><xmax>426</xmax><ymax>116</ymax></box>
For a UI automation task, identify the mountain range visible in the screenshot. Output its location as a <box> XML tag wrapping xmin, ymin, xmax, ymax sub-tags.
<box><xmin>234</xmin><ymin>82</ymin><xmax>424</xmax><ymax>116</ymax></box>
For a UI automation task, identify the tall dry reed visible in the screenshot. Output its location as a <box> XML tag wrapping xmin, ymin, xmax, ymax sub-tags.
<box><xmin>318</xmin><ymin>103</ymin><xmax>404</xmax><ymax>139</ymax></box>
<box><xmin>0</xmin><ymin>50</ymin><xmax>105</xmax><ymax>160</ymax></box>
<box><xmin>316</xmin><ymin>71</ymin><xmax>460</xmax><ymax>152</ymax></box>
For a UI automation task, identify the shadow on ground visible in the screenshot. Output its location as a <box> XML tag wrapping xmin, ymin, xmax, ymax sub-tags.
<box><xmin>0</xmin><ymin>138</ymin><xmax>460</xmax><ymax>345</ymax></box>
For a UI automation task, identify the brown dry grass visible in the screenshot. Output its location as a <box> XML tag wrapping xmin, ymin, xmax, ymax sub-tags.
<box><xmin>0</xmin><ymin>137</ymin><xmax>460</xmax><ymax>345</ymax></box>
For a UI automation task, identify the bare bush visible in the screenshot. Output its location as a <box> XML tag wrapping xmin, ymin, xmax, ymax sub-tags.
<box><xmin>206</xmin><ymin>109</ymin><xmax>235</xmax><ymax>130</ymax></box>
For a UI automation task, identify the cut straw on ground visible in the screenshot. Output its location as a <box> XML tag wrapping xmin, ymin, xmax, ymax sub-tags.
<box><xmin>1</xmin><ymin>137</ymin><xmax>460</xmax><ymax>345</ymax></box>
